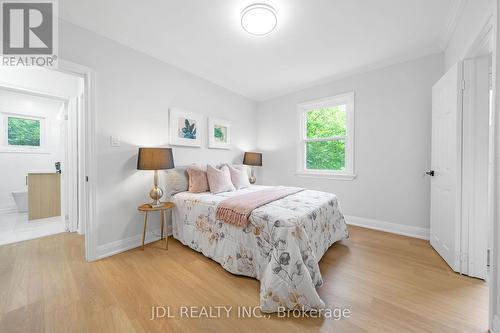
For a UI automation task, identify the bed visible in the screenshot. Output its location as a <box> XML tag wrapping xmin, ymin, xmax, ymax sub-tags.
<box><xmin>171</xmin><ymin>185</ymin><xmax>348</xmax><ymax>313</ymax></box>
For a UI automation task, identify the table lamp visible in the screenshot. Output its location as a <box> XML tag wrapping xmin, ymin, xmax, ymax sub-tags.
<box><xmin>137</xmin><ymin>148</ymin><xmax>175</xmax><ymax>207</ymax></box>
<box><xmin>243</xmin><ymin>152</ymin><xmax>262</xmax><ymax>184</ymax></box>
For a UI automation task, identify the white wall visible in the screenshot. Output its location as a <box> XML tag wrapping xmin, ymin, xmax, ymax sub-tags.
<box><xmin>0</xmin><ymin>90</ymin><xmax>64</xmax><ymax>209</ymax></box>
<box><xmin>256</xmin><ymin>54</ymin><xmax>443</xmax><ymax>231</ymax></box>
<box><xmin>57</xmin><ymin>21</ymin><xmax>258</xmax><ymax>250</ymax></box>
<box><xmin>444</xmin><ymin>0</ymin><xmax>494</xmax><ymax>70</ymax></box>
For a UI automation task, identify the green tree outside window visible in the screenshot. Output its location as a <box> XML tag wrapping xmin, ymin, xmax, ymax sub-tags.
<box><xmin>7</xmin><ymin>117</ymin><xmax>41</xmax><ymax>147</ymax></box>
<box><xmin>305</xmin><ymin>106</ymin><xmax>346</xmax><ymax>170</ymax></box>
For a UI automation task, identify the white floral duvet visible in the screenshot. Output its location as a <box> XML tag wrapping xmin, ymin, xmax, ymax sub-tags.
<box><xmin>171</xmin><ymin>185</ymin><xmax>348</xmax><ymax>313</ymax></box>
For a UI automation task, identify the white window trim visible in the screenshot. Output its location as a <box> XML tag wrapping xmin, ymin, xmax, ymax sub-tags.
<box><xmin>296</xmin><ymin>92</ymin><xmax>356</xmax><ymax>180</ymax></box>
<box><xmin>0</xmin><ymin>112</ymin><xmax>48</xmax><ymax>154</ymax></box>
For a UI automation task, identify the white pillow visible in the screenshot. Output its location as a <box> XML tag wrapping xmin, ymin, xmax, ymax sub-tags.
<box><xmin>227</xmin><ymin>164</ymin><xmax>250</xmax><ymax>189</ymax></box>
<box><xmin>166</xmin><ymin>167</ymin><xmax>189</xmax><ymax>195</ymax></box>
<box><xmin>206</xmin><ymin>165</ymin><xmax>236</xmax><ymax>194</ymax></box>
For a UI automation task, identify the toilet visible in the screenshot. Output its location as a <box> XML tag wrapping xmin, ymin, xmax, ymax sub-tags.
<box><xmin>12</xmin><ymin>190</ymin><xmax>28</xmax><ymax>212</ymax></box>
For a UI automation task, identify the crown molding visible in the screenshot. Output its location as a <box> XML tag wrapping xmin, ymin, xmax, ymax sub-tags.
<box><xmin>438</xmin><ymin>0</ymin><xmax>467</xmax><ymax>51</ymax></box>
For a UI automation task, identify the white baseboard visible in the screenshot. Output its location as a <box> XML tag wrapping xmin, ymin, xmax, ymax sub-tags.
<box><xmin>345</xmin><ymin>215</ymin><xmax>430</xmax><ymax>240</ymax></box>
<box><xmin>0</xmin><ymin>204</ymin><xmax>18</xmax><ymax>214</ymax></box>
<box><xmin>493</xmin><ymin>315</ymin><xmax>500</xmax><ymax>333</ymax></box>
<box><xmin>97</xmin><ymin>226</ymin><xmax>173</xmax><ymax>260</ymax></box>
<box><xmin>97</xmin><ymin>216</ymin><xmax>428</xmax><ymax>260</ymax></box>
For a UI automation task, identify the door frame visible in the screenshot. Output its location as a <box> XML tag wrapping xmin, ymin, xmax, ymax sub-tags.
<box><xmin>463</xmin><ymin>14</ymin><xmax>497</xmax><ymax>332</ymax></box>
<box><xmin>462</xmin><ymin>15</ymin><xmax>495</xmax><ymax>280</ymax></box>
<box><xmin>55</xmin><ymin>59</ymin><xmax>97</xmax><ymax>262</ymax></box>
<box><xmin>462</xmin><ymin>56</ymin><xmax>492</xmax><ymax>279</ymax></box>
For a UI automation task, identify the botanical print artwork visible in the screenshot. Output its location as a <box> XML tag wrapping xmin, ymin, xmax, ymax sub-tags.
<box><xmin>179</xmin><ymin>118</ymin><xmax>197</xmax><ymax>139</ymax></box>
<box><xmin>208</xmin><ymin>117</ymin><xmax>230</xmax><ymax>149</ymax></box>
<box><xmin>214</xmin><ymin>124</ymin><xmax>227</xmax><ymax>143</ymax></box>
<box><xmin>171</xmin><ymin>185</ymin><xmax>349</xmax><ymax>313</ymax></box>
<box><xmin>169</xmin><ymin>108</ymin><xmax>203</xmax><ymax>147</ymax></box>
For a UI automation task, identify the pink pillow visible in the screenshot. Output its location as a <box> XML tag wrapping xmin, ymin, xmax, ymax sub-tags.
<box><xmin>207</xmin><ymin>165</ymin><xmax>235</xmax><ymax>194</ymax></box>
<box><xmin>227</xmin><ymin>164</ymin><xmax>250</xmax><ymax>189</ymax></box>
<box><xmin>187</xmin><ymin>165</ymin><xmax>209</xmax><ymax>193</ymax></box>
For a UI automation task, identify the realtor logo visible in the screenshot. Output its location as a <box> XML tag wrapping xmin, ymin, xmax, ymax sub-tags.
<box><xmin>1</xmin><ymin>0</ymin><xmax>58</xmax><ymax>67</ymax></box>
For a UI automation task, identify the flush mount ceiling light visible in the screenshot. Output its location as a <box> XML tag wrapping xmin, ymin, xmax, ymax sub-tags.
<box><xmin>241</xmin><ymin>3</ymin><xmax>277</xmax><ymax>36</ymax></box>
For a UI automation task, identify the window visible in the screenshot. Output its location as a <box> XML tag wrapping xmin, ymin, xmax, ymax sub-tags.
<box><xmin>1</xmin><ymin>113</ymin><xmax>45</xmax><ymax>152</ymax></box>
<box><xmin>8</xmin><ymin>116</ymin><xmax>41</xmax><ymax>146</ymax></box>
<box><xmin>297</xmin><ymin>92</ymin><xmax>355</xmax><ymax>180</ymax></box>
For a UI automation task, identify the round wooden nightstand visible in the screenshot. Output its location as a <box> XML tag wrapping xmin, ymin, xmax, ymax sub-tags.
<box><xmin>137</xmin><ymin>202</ymin><xmax>174</xmax><ymax>250</ymax></box>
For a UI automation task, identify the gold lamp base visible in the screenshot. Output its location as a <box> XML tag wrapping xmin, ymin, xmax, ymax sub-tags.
<box><xmin>149</xmin><ymin>187</ymin><xmax>163</xmax><ymax>207</ymax></box>
<box><xmin>148</xmin><ymin>170</ymin><xmax>164</xmax><ymax>208</ymax></box>
<box><xmin>249</xmin><ymin>166</ymin><xmax>256</xmax><ymax>184</ymax></box>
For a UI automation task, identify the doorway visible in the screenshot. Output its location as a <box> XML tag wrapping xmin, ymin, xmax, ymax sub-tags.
<box><xmin>0</xmin><ymin>67</ymin><xmax>84</xmax><ymax>245</ymax></box>
<box><xmin>462</xmin><ymin>54</ymin><xmax>492</xmax><ymax>280</ymax></box>
<box><xmin>429</xmin><ymin>16</ymin><xmax>495</xmax><ymax>332</ymax></box>
<box><xmin>0</xmin><ymin>62</ymin><xmax>95</xmax><ymax>261</ymax></box>
<box><xmin>430</xmin><ymin>56</ymin><xmax>493</xmax><ymax>274</ymax></box>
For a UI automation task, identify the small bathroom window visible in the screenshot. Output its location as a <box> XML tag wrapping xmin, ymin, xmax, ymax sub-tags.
<box><xmin>8</xmin><ymin>116</ymin><xmax>41</xmax><ymax>147</ymax></box>
<box><xmin>1</xmin><ymin>113</ymin><xmax>46</xmax><ymax>152</ymax></box>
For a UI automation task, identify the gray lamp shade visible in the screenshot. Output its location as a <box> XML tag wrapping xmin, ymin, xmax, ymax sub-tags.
<box><xmin>243</xmin><ymin>152</ymin><xmax>262</xmax><ymax>166</ymax></box>
<box><xmin>137</xmin><ymin>148</ymin><xmax>175</xmax><ymax>170</ymax></box>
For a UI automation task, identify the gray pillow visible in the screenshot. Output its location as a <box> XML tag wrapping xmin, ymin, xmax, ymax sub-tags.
<box><xmin>166</xmin><ymin>167</ymin><xmax>189</xmax><ymax>195</ymax></box>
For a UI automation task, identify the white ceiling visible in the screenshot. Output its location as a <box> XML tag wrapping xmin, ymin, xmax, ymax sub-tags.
<box><xmin>0</xmin><ymin>89</ymin><xmax>64</xmax><ymax>115</ymax></box>
<box><xmin>60</xmin><ymin>0</ymin><xmax>458</xmax><ymax>101</ymax></box>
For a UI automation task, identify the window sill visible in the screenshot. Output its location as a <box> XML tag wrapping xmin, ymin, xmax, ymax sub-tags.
<box><xmin>295</xmin><ymin>171</ymin><xmax>356</xmax><ymax>181</ymax></box>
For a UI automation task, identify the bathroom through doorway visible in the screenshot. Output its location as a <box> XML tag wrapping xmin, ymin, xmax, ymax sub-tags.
<box><xmin>0</xmin><ymin>66</ymin><xmax>84</xmax><ymax>245</ymax></box>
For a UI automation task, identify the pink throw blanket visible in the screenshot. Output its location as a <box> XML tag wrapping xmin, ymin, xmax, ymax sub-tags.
<box><xmin>216</xmin><ymin>187</ymin><xmax>305</xmax><ymax>227</ymax></box>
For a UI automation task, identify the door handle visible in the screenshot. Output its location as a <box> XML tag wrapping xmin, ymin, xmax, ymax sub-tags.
<box><xmin>425</xmin><ymin>170</ymin><xmax>435</xmax><ymax>177</ymax></box>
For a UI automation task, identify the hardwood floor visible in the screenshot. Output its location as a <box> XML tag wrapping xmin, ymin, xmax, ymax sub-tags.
<box><xmin>0</xmin><ymin>226</ymin><xmax>488</xmax><ymax>333</ymax></box>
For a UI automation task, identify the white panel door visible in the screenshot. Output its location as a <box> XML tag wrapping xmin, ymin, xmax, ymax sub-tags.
<box><xmin>430</xmin><ymin>63</ymin><xmax>462</xmax><ymax>272</ymax></box>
